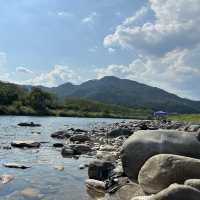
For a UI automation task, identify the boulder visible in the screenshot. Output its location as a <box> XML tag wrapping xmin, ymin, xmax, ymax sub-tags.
<box><xmin>107</xmin><ymin>128</ymin><xmax>132</xmax><ymax>138</ymax></box>
<box><xmin>88</xmin><ymin>159</ymin><xmax>115</xmax><ymax>181</ymax></box>
<box><xmin>11</xmin><ymin>141</ymin><xmax>40</xmax><ymax>148</ymax></box>
<box><xmin>138</xmin><ymin>154</ymin><xmax>200</xmax><ymax>194</ymax></box>
<box><xmin>121</xmin><ymin>130</ymin><xmax>200</xmax><ymax>180</ymax></box>
<box><xmin>85</xmin><ymin>179</ymin><xmax>106</xmax><ymax>193</ymax></box>
<box><xmin>51</xmin><ymin>131</ymin><xmax>71</xmax><ymax>139</ymax></box>
<box><xmin>184</xmin><ymin>179</ymin><xmax>200</xmax><ymax>190</ymax></box>
<box><xmin>69</xmin><ymin>134</ymin><xmax>91</xmax><ymax>143</ymax></box>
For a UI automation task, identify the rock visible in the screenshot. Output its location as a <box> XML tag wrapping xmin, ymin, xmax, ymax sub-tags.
<box><xmin>88</xmin><ymin>159</ymin><xmax>115</xmax><ymax>181</ymax></box>
<box><xmin>61</xmin><ymin>147</ymin><xmax>74</xmax><ymax>157</ymax></box>
<box><xmin>53</xmin><ymin>143</ymin><xmax>64</xmax><ymax>148</ymax></box>
<box><xmin>96</xmin><ymin>151</ymin><xmax>119</xmax><ymax>162</ymax></box>
<box><xmin>184</xmin><ymin>179</ymin><xmax>200</xmax><ymax>190</ymax></box>
<box><xmin>11</xmin><ymin>140</ymin><xmax>41</xmax><ymax>148</ymax></box>
<box><xmin>3</xmin><ymin>163</ymin><xmax>31</xmax><ymax>169</ymax></box>
<box><xmin>121</xmin><ymin>130</ymin><xmax>200</xmax><ymax>180</ymax></box>
<box><xmin>70</xmin><ymin>144</ymin><xmax>92</xmax><ymax>154</ymax></box>
<box><xmin>0</xmin><ymin>175</ymin><xmax>14</xmax><ymax>184</ymax></box>
<box><xmin>18</xmin><ymin>122</ymin><xmax>41</xmax><ymax>127</ymax></box>
<box><xmin>21</xmin><ymin>187</ymin><xmax>42</xmax><ymax>198</ymax></box>
<box><xmin>138</xmin><ymin>154</ymin><xmax>200</xmax><ymax>194</ymax></box>
<box><xmin>109</xmin><ymin>183</ymin><xmax>145</xmax><ymax>200</ymax></box>
<box><xmin>74</xmin><ymin>128</ymin><xmax>87</xmax><ymax>133</ymax></box>
<box><xmin>69</xmin><ymin>134</ymin><xmax>91</xmax><ymax>143</ymax></box>
<box><xmin>51</xmin><ymin>131</ymin><xmax>71</xmax><ymax>139</ymax></box>
<box><xmin>86</xmin><ymin>179</ymin><xmax>106</xmax><ymax>192</ymax></box>
<box><xmin>54</xmin><ymin>165</ymin><xmax>64</xmax><ymax>171</ymax></box>
<box><xmin>187</xmin><ymin>124</ymin><xmax>200</xmax><ymax>132</ymax></box>
<box><xmin>107</xmin><ymin>128</ymin><xmax>132</xmax><ymax>138</ymax></box>
<box><xmin>100</xmin><ymin>145</ymin><xmax>116</xmax><ymax>151</ymax></box>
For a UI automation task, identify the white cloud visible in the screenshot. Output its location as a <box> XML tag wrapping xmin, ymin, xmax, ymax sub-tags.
<box><xmin>26</xmin><ymin>65</ymin><xmax>81</xmax><ymax>87</ymax></box>
<box><xmin>82</xmin><ymin>12</ymin><xmax>97</xmax><ymax>24</ymax></box>
<box><xmin>96</xmin><ymin>45</ymin><xmax>200</xmax><ymax>99</ymax></box>
<box><xmin>88</xmin><ymin>46</ymin><xmax>98</xmax><ymax>53</ymax></box>
<box><xmin>102</xmin><ymin>0</ymin><xmax>200</xmax><ymax>99</ymax></box>
<box><xmin>16</xmin><ymin>66</ymin><xmax>33</xmax><ymax>74</ymax></box>
<box><xmin>57</xmin><ymin>11</ymin><xmax>74</xmax><ymax>17</ymax></box>
<box><xmin>104</xmin><ymin>0</ymin><xmax>200</xmax><ymax>55</ymax></box>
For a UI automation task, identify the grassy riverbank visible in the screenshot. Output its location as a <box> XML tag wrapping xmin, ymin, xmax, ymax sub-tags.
<box><xmin>168</xmin><ymin>114</ymin><xmax>200</xmax><ymax>122</ymax></box>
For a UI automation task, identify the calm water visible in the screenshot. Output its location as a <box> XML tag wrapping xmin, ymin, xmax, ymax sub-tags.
<box><xmin>0</xmin><ymin>116</ymin><xmax>125</xmax><ymax>200</ymax></box>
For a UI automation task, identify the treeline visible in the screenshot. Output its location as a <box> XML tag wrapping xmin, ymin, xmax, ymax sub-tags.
<box><xmin>0</xmin><ymin>82</ymin><xmax>152</xmax><ymax>118</ymax></box>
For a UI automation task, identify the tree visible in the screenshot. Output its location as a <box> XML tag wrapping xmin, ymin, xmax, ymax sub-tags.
<box><xmin>28</xmin><ymin>88</ymin><xmax>54</xmax><ymax>111</ymax></box>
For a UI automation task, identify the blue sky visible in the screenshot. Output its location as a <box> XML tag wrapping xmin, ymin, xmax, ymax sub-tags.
<box><xmin>0</xmin><ymin>0</ymin><xmax>200</xmax><ymax>100</ymax></box>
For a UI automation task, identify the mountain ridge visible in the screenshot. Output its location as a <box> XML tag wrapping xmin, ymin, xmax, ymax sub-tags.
<box><xmin>39</xmin><ymin>76</ymin><xmax>200</xmax><ymax>114</ymax></box>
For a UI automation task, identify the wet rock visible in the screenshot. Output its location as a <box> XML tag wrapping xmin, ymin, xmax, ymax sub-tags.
<box><xmin>86</xmin><ymin>179</ymin><xmax>106</xmax><ymax>193</ymax></box>
<box><xmin>100</xmin><ymin>145</ymin><xmax>116</xmax><ymax>151</ymax></box>
<box><xmin>70</xmin><ymin>144</ymin><xmax>92</xmax><ymax>155</ymax></box>
<box><xmin>107</xmin><ymin>128</ymin><xmax>132</xmax><ymax>138</ymax></box>
<box><xmin>187</xmin><ymin>124</ymin><xmax>200</xmax><ymax>132</ymax></box>
<box><xmin>18</xmin><ymin>122</ymin><xmax>41</xmax><ymax>127</ymax></box>
<box><xmin>184</xmin><ymin>179</ymin><xmax>200</xmax><ymax>190</ymax></box>
<box><xmin>121</xmin><ymin>130</ymin><xmax>200</xmax><ymax>180</ymax></box>
<box><xmin>53</xmin><ymin>143</ymin><xmax>64</xmax><ymax>148</ymax></box>
<box><xmin>61</xmin><ymin>146</ymin><xmax>74</xmax><ymax>157</ymax></box>
<box><xmin>74</xmin><ymin>128</ymin><xmax>88</xmax><ymax>133</ymax></box>
<box><xmin>51</xmin><ymin>131</ymin><xmax>71</xmax><ymax>139</ymax></box>
<box><xmin>11</xmin><ymin>140</ymin><xmax>41</xmax><ymax>148</ymax></box>
<box><xmin>96</xmin><ymin>151</ymin><xmax>119</xmax><ymax>162</ymax></box>
<box><xmin>3</xmin><ymin>163</ymin><xmax>31</xmax><ymax>169</ymax></box>
<box><xmin>88</xmin><ymin>159</ymin><xmax>115</xmax><ymax>181</ymax></box>
<box><xmin>0</xmin><ymin>175</ymin><xmax>14</xmax><ymax>184</ymax></box>
<box><xmin>138</xmin><ymin>154</ymin><xmax>200</xmax><ymax>194</ymax></box>
<box><xmin>70</xmin><ymin>134</ymin><xmax>91</xmax><ymax>143</ymax></box>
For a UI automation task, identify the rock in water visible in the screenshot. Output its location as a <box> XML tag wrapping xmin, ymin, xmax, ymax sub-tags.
<box><xmin>0</xmin><ymin>175</ymin><xmax>14</xmax><ymax>184</ymax></box>
<box><xmin>11</xmin><ymin>141</ymin><xmax>41</xmax><ymax>148</ymax></box>
<box><xmin>3</xmin><ymin>163</ymin><xmax>31</xmax><ymax>169</ymax></box>
<box><xmin>138</xmin><ymin>154</ymin><xmax>200</xmax><ymax>194</ymax></box>
<box><xmin>51</xmin><ymin>131</ymin><xmax>71</xmax><ymax>139</ymax></box>
<box><xmin>69</xmin><ymin>134</ymin><xmax>91</xmax><ymax>143</ymax></box>
<box><xmin>121</xmin><ymin>130</ymin><xmax>200</xmax><ymax>180</ymax></box>
<box><xmin>107</xmin><ymin>128</ymin><xmax>132</xmax><ymax>138</ymax></box>
<box><xmin>88</xmin><ymin>160</ymin><xmax>115</xmax><ymax>181</ymax></box>
<box><xmin>18</xmin><ymin>122</ymin><xmax>41</xmax><ymax>127</ymax></box>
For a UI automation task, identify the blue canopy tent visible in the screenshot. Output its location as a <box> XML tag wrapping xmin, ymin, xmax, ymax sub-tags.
<box><xmin>154</xmin><ymin>111</ymin><xmax>168</xmax><ymax>119</ymax></box>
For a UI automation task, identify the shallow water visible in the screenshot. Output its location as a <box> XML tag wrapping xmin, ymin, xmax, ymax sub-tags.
<box><xmin>0</xmin><ymin>116</ymin><xmax>124</xmax><ymax>200</ymax></box>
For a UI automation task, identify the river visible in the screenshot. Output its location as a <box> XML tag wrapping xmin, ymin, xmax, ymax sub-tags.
<box><xmin>0</xmin><ymin>116</ymin><xmax>125</xmax><ymax>200</ymax></box>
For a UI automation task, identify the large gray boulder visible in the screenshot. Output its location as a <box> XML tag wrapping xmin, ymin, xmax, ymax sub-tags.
<box><xmin>107</xmin><ymin>128</ymin><xmax>132</xmax><ymax>138</ymax></box>
<box><xmin>132</xmin><ymin>184</ymin><xmax>200</xmax><ymax>200</ymax></box>
<box><xmin>138</xmin><ymin>154</ymin><xmax>200</xmax><ymax>194</ymax></box>
<box><xmin>121</xmin><ymin>130</ymin><xmax>200</xmax><ymax>180</ymax></box>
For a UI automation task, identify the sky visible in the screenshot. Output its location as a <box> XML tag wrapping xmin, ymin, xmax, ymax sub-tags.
<box><xmin>0</xmin><ymin>0</ymin><xmax>200</xmax><ymax>100</ymax></box>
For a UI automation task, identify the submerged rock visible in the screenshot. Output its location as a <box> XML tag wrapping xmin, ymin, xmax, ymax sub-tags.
<box><xmin>11</xmin><ymin>140</ymin><xmax>41</xmax><ymax>148</ymax></box>
<box><xmin>0</xmin><ymin>175</ymin><xmax>14</xmax><ymax>184</ymax></box>
<box><xmin>121</xmin><ymin>130</ymin><xmax>200</xmax><ymax>180</ymax></box>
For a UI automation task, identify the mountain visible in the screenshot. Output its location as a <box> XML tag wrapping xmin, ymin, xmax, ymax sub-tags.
<box><xmin>41</xmin><ymin>76</ymin><xmax>200</xmax><ymax>114</ymax></box>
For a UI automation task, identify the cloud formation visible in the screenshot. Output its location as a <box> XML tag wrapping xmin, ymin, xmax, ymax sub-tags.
<box><xmin>82</xmin><ymin>12</ymin><xmax>97</xmax><ymax>24</ymax></box>
<box><xmin>26</xmin><ymin>65</ymin><xmax>81</xmax><ymax>87</ymax></box>
<box><xmin>102</xmin><ymin>0</ymin><xmax>200</xmax><ymax>99</ymax></box>
<box><xmin>16</xmin><ymin>67</ymin><xmax>33</xmax><ymax>74</ymax></box>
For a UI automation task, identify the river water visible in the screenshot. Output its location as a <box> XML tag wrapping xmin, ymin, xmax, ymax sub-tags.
<box><xmin>0</xmin><ymin>116</ymin><xmax>125</xmax><ymax>200</ymax></box>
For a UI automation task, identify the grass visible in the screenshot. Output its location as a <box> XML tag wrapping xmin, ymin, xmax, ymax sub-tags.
<box><xmin>168</xmin><ymin>114</ymin><xmax>200</xmax><ymax>123</ymax></box>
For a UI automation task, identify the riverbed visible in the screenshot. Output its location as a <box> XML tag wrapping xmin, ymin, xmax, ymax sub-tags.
<box><xmin>0</xmin><ymin>116</ymin><xmax>125</xmax><ymax>200</ymax></box>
